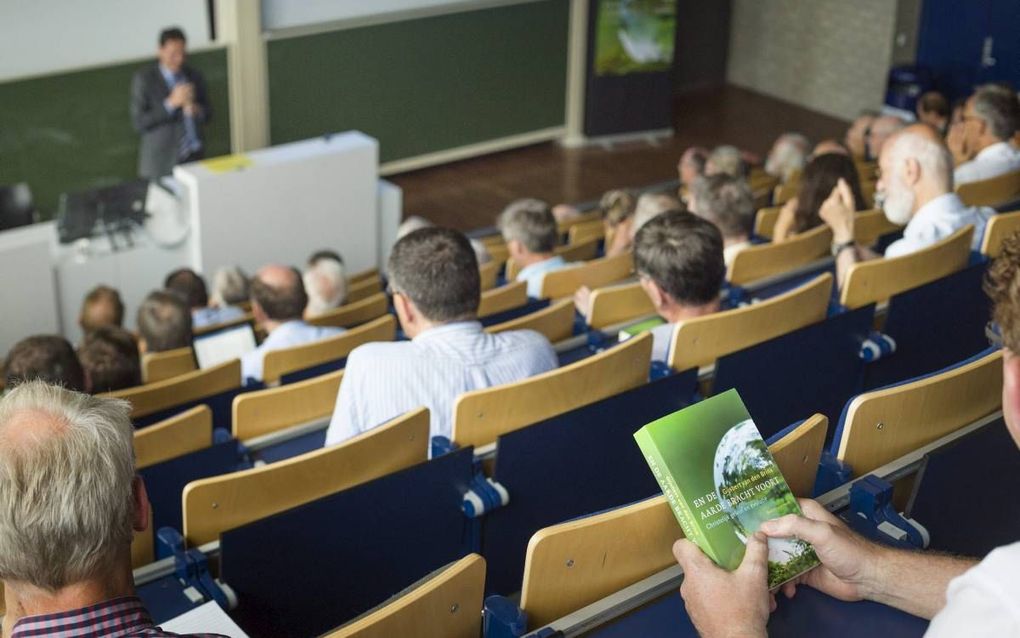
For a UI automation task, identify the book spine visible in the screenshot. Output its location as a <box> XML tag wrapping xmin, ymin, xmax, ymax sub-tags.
<box><xmin>634</xmin><ymin>429</ymin><xmax>712</xmax><ymax>559</ymax></box>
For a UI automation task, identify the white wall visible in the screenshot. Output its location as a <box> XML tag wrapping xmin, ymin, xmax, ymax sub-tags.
<box><xmin>0</xmin><ymin>0</ymin><xmax>212</xmax><ymax>81</ymax></box>
<box><xmin>727</xmin><ymin>0</ymin><xmax>898</xmax><ymax>121</ymax></box>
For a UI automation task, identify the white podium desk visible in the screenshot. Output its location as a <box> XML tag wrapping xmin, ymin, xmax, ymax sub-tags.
<box><xmin>175</xmin><ymin>132</ymin><xmax>380</xmax><ymax>278</ymax></box>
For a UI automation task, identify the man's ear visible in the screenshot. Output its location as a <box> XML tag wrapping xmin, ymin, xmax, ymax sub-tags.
<box><xmin>507</xmin><ymin>239</ymin><xmax>524</xmax><ymax>260</ymax></box>
<box><xmin>251</xmin><ymin>299</ymin><xmax>267</xmax><ymax>325</ymax></box>
<box><xmin>639</xmin><ymin>277</ymin><xmax>666</xmax><ymax>310</ymax></box>
<box><xmin>132</xmin><ymin>476</ymin><xmax>150</xmax><ymax>533</ymax></box>
<box><xmin>392</xmin><ymin>293</ymin><xmax>415</xmax><ymax>328</ymax></box>
<box><xmin>902</xmin><ymin>157</ymin><xmax>922</xmax><ymax>187</ymax></box>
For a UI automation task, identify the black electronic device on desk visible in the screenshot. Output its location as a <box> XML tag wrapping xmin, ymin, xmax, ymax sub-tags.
<box><xmin>57</xmin><ymin>179</ymin><xmax>150</xmax><ymax>246</ymax></box>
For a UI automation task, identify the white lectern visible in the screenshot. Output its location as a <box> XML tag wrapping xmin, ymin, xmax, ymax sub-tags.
<box><xmin>174</xmin><ymin>132</ymin><xmax>380</xmax><ymax>278</ymax></box>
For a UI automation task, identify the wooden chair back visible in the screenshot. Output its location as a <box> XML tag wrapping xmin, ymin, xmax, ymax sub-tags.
<box><xmin>348</xmin><ymin>267</ymin><xmax>380</xmax><ymax>284</ymax></box>
<box><xmin>836</xmin><ymin>349</ymin><xmax>1002</xmax><ymax>477</ymax></box>
<box><xmin>263</xmin><ymin>315</ymin><xmax>396</xmax><ymax>384</ymax></box>
<box><xmin>539</xmin><ymin>252</ymin><xmax>633</xmax><ymax>299</ymax></box>
<box><xmin>980</xmin><ymin>209</ymin><xmax>1020</xmax><ymax>258</ymax></box>
<box><xmin>183</xmin><ymin>407</ymin><xmax>429</xmax><ymax>546</ymax></box>
<box><xmin>727</xmin><ymin>224</ymin><xmax>832</xmax><ymax>286</ymax></box>
<box><xmin>142</xmin><ymin>347</ymin><xmax>196</xmax><ymax>384</ymax></box>
<box><xmin>324</xmin><ymin>555</ymin><xmax>486</xmax><ymax>638</ymax></box>
<box><xmin>134</xmin><ymin>405</ymin><xmax>213</xmax><ymax>469</ymax></box>
<box><xmin>484</xmin><ymin>242</ymin><xmax>510</xmax><ymax>270</ymax></box>
<box><xmin>840</xmin><ymin>226</ymin><xmax>973</xmax><ymax>309</ymax></box>
<box><xmin>306</xmin><ymin>292</ymin><xmax>389</xmax><ymax>329</ymax></box>
<box><xmin>587</xmin><ymin>281</ymin><xmax>655</xmax><ymax>330</ymax></box>
<box><xmin>853</xmin><ymin>209</ymin><xmax>901</xmax><ymax>246</ymax></box>
<box><xmin>479</xmin><ymin>260</ymin><xmax>499</xmax><ymax>292</ymax></box>
<box><xmin>452</xmin><ymin>332</ymin><xmax>652</xmax><ymax>448</ymax></box>
<box><xmin>518</xmin><ymin>413</ymin><xmax>827</xmax><ymax>628</ymax></box>
<box><xmin>956</xmin><ymin>168</ymin><xmax>1020</xmax><ymax>208</ymax></box>
<box><xmin>346</xmin><ymin>276</ymin><xmax>383</xmax><ymax>303</ymax></box>
<box><xmin>233</xmin><ymin>370</ymin><xmax>343</xmax><ymax>442</ymax></box>
<box><xmin>669</xmin><ymin>274</ymin><xmax>833</xmax><ymax>371</ymax></box>
<box><xmin>485</xmin><ymin>299</ymin><xmax>575</xmax><ymax>344</ymax></box>
<box><xmin>556</xmin><ymin>209</ymin><xmax>602</xmax><ymax>234</ymax></box>
<box><xmin>504</xmin><ymin>258</ymin><xmax>523</xmax><ymax>283</ymax></box>
<box><xmin>556</xmin><ymin>237</ymin><xmax>600</xmax><ymax>263</ymax></box>
<box><xmin>478</xmin><ymin>281</ymin><xmax>528</xmax><ymax>318</ymax></box>
<box><xmin>567</xmin><ymin>219</ymin><xmax>605</xmax><ymax>246</ymax></box>
<box><xmin>753</xmin><ymin>206</ymin><xmax>782</xmax><ymax>239</ymax></box>
<box><xmin>103</xmin><ymin>360</ymin><xmax>241</xmax><ymax>420</ymax></box>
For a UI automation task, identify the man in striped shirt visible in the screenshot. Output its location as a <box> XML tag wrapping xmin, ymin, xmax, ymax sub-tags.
<box><xmin>325</xmin><ymin>228</ymin><xmax>558</xmax><ymax>448</ymax></box>
<box><xmin>0</xmin><ymin>381</ymin><xmax>224</xmax><ymax>637</ymax></box>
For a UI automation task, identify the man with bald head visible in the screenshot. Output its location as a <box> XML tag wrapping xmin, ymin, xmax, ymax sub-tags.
<box><xmin>820</xmin><ymin>124</ymin><xmax>994</xmax><ymax>286</ymax></box>
<box><xmin>867</xmin><ymin>115</ymin><xmax>908</xmax><ymax>161</ymax></box>
<box><xmin>240</xmin><ymin>264</ymin><xmax>344</xmax><ymax>382</ymax></box>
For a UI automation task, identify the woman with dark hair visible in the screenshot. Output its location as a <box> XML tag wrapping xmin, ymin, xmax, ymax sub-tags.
<box><xmin>773</xmin><ymin>153</ymin><xmax>867</xmax><ymax>242</ymax></box>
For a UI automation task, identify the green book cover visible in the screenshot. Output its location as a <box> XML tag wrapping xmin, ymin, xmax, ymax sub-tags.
<box><xmin>633</xmin><ymin>389</ymin><xmax>819</xmax><ymax>588</ymax></box>
<box><xmin>618</xmin><ymin>317</ymin><xmax>666</xmax><ymax>341</ymax></box>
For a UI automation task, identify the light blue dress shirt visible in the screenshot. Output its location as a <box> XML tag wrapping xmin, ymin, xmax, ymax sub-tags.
<box><xmin>241</xmin><ymin>320</ymin><xmax>344</xmax><ymax>383</ymax></box>
<box><xmin>192</xmin><ymin>305</ymin><xmax>245</xmax><ymax>329</ymax></box>
<box><xmin>324</xmin><ymin>321</ymin><xmax>558</xmax><ymax>446</ymax></box>
<box><xmin>516</xmin><ymin>255</ymin><xmax>571</xmax><ymax>298</ymax></box>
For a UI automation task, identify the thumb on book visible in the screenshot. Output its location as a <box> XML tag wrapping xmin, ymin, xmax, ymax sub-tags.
<box><xmin>738</xmin><ymin>531</ymin><xmax>770</xmax><ymax>579</ymax></box>
<box><xmin>672</xmin><ymin>538</ymin><xmax>711</xmax><ymax>571</ymax></box>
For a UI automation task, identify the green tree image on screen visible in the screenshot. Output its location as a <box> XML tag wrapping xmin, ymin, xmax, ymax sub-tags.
<box><xmin>634</xmin><ymin>389</ymin><xmax>819</xmax><ymax>588</ymax></box>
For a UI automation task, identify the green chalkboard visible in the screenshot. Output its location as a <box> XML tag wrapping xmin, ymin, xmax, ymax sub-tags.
<box><xmin>0</xmin><ymin>49</ymin><xmax>231</xmax><ymax>218</ymax></box>
<box><xmin>267</xmin><ymin>0</ymin><xmax>569</xmax><ymax>163</ymax></box>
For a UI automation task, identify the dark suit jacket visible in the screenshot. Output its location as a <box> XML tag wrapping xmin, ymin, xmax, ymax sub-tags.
<box><xmin>130</xmin><ymin>63</ymin><xmax>211</xmax><ymax>179</ymax></box>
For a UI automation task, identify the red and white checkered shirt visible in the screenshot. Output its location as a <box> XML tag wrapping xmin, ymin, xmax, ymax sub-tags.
<box><xmin>10</xmin><ymin>596</ymin><xmax>228</xmax><ymax>638</ymax></box>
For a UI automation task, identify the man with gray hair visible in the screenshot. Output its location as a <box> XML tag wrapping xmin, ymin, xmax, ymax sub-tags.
<box><xmin>499</xmin><ymin>198</ymin><xmax>570</xmax><ymax>298</ymax></box>
<box><xmin>949</xmin><ymin>84</ymin><xmax>1020</xmax><ymax>186</ymax></box>
<box><xmin>706</xmin><ymin>145</ymin><xmax>747</xmax><ymax>178</ymax></box>
<box><xmin>136</xmin><ymin>289</ymin><xmax>192</xmax><ymax>354</ymax></box>
<box><xmin>765</xmin><ymin>133</ymin><xmax>811</xmax><ymax>183</ymax></box>
<box><xmin>820</xmin><ymin>124</ymin><xmax>993</xmax><ymax>287</ymax></box>
<box><xmin>303</xmin><ymin>254</ymin><xmax>348</xmax><ymax>318</ymax></box>
<box><xmin>866</xmin><ymin>115</ymin><xmax>908</xmax><ymax>161</ymax></box>
<box><xmin>209</xmin><ymin>266</ymin><xmax>249</xmax><ymax>309</ymax></box>
<box><xmin>325</xmin><ymin>228</ymin><xmax>556</xmax><ymax>447</ymax></box>
<box><xmin>0</xmin><ymin>381</ymin><xmax>224</xmax><ymax>636</ymax></box>
<box><xmin>689</xmin><ymin>174</ymin><xmax>755</xmax><ymax>266</ymax></box>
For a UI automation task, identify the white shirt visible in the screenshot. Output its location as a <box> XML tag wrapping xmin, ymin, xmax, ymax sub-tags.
<box><xmin>516</xmin><ymin>255</ymin><xmax>571</xmax><ymax>298</ymax></box>
<box><xmin>926</xmin><ymin>541</ymin><xmax>1020</xmax><ymax>637</ymax></box>
<box><xmin>650</xmin><ymin>322</ymin><xmax>675</xmax><ymax>363</ymax></box>
<box><xmin>240</xmin><ymin>320</ymin><xmax>344</xmax><ymax>382</ymax></box>
<box><xmin>324</xmin><ymin>321</ymin><xmax>558</xmax><ymax>446</ymax></box>
<box><xmin>954</xmin><ymin>141</ymin><xmax>1020</xmax><ymax>186</ymax></box>
<box><xmin>884</xmin><ymin>193</ymin><xmax>993</xmax><ymax>259</ymax></box>
<box><xmin>724</xmin><ymin>240</ymin><xmax>751</xmax><ymax>268</ymax></box>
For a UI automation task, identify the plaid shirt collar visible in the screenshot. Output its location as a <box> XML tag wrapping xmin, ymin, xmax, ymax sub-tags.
<box><xmin>11</xmin><ymin>596</ymin><xmax>221</xmax><ymax>638</ymax></box>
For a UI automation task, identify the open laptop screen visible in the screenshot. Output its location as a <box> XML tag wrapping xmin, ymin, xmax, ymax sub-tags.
<box><xmin>193</xmin><ymin>324</ymin><xmax>256</xmax><ymax>370</ymax></box>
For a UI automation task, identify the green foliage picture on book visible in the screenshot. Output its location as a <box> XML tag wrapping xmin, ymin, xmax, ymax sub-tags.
<box><xmin>634</xmin><ymin>389</ymin><xmax>819</xmax><ymax>588</ymax></box>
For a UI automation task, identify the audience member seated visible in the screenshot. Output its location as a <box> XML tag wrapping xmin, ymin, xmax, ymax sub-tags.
<box><xmin>324</xmin><ymin>228</ymin><xmax>557</xmax><ymax>446</ymax></box>
<box><xmin>166</xmin><ymin>267</ymin><xmax>244</xmax><ymax>329</ymax></box>
<box><xmin>867</xmin><ymin>114</ymin><xmax>907</xmax><ymax>161</ymax></box>
<box><xmin>773</xmin><ymin>153</ymin><xmax>866</xmax><ymax>242</ymax></box>
<box><xmin>673</xmin><ymin>231</ymin><xmax>1020</xmax><ymax>638</ymax></box>
<box><xmin>821</xmin><ymin>124</ymin><xmax>993</xmax><ymax>286</ymax></box>
<box><xmin>209</xmin><ymin>265</ymin><xmax>249</xmax><ymax>308</ymax></box>
<box><xmin>949</xmin><ymin>84</ymin><xmax>1020</xmax><ymax>186</ymax></box>
<box><xmin>136</xmin><ymin>290</ymin><xmax>192</xmax><ymax>354</ymax></box>
<box><xmin>78</xmin><ymin>326</ymin><xmax>142</xmax><ymax>393</ymax></box>
<box><xmin>917</xmin><ymin>90</ymin><xmax>950</xmax><ymax>136</ymax></box>
<box><xmin>397</xmin><ymin>215</ymin><xmax>491</xmax><ymax>265</ymax></box>
<box><xmin>78</xmin><ymin>285</ymin><xmax>125</xmax><ymax>337</ymax></box>
<box><xmin>706</xmin><ymin>145</ymin><xmax>747</xmax><ymax>179</ymax></box>
<box><xmin>764</xmin><ymin>133</ymin><xmax>810</xmax><ymax>183</ymax></box>
<box><xmin>3</xmin><ymin>335</ymin><xmax>86</xmax><ymax>392</ymax></box>
<box><xmin>552</xmin><ymin>203</ymin><xmax>582</xmax><ymax>225</ymax></box>
<box><xmin>812</xmin><ymin>139</ymin><xmax>850</xmax><ymax>158</ymax></box>
<box><xmin>634</xmin><ymin>211</ymin><xmax>724</xmax><ymax>363</ymax></box>
<box><xmin>600</xmin><ymin>189</ymin><xmax>637</xmax><ymax>257</ymax></box>
<box><xmin>677</xmin><ymin>147</ymin><xmax>709</xmax><ymax>189</ymax></box>
<box><xmin>688</xmin><ymin>174</ymin><xmax>755</xmax><ymax>266</ymax></box>
<box><xmin>632</xmin><ymin>192</ymin><xmax>684</xmax><ymax>238</ymax></box>
<box><xmin>241</xmin><ymin>264</ymin><xmax>343</xmax><ymax>383</ymax></box>
<box><xmin>845</xmin><ymin>110</ymin><xmax>878</xmax><ymax>160</ymax></box>
<box><xmin>303</xmin><ymin>253</ymin><xmax>347</xmax><ymax>318</ymax></box>
<box><xmin>0</xmin><ymin>381</ymin><xmax>216</xmax><ymax>637</ymax></box>
<box><xmin>500</xmin><ymin>199</ymin><xmax>570</xmax><ymax>297</ymax></box>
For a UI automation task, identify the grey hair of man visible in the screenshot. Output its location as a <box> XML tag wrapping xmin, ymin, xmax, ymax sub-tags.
<box><xmin>0</xmin><ymin>381</ymin><xmax>136</xmax><ymax>591</ymax></box>
<box><xmin>706</xmin><ymin>145</ymin><xmax>747</xmax><ymax>178</ymax></box>
<box><xmin>630</xmin><ymin>192</ymin><xmax>683</xmax><ymax>240</ymax></box>
<box><xmin>689</xmin><ymin>174</ymin><xmax>755</xmax><ymax>241</ymax></box>
<box><xmin>885</xmin><ymin>127</ymin><xmax>954</xmax><ymax>192</ymax></box>
<box><xmin>765</xmin><ymin>133</ymin><xmax>811</xmax><ymax>182</ymax></box>
<box><xmin>498</xmin><ymin>198</ymin><xmax>558</xmax><ymax>254</ymax></box>
<box><xmin>209</xmin><ymin>266</ymin><xmax>249</xmax><ymax>307</ymax></box>
<box><xmin>303</xmin><ymin>256</ymin><xmax>348</xmax><ymax>316</ymax></box>
<box><xmin>971</xmin><ymin>84</ymin><xmax>1020</xmax><ymax>142</ymax></box>
<box><xmin>388</xmin><ymin>227</ymin><xmax>480</xmax><ymax>323</ymax></box>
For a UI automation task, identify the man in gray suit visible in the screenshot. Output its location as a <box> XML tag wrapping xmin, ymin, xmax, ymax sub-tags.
<box><xmin>130</xmin><ymin>27</ymin><xmax>211</xmax><ymax>180</ymax></box>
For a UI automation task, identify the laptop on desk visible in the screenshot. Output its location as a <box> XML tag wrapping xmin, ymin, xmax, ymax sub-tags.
<box><xmin>193</xmin><ymin>324</ymin><xmax>256</xmax><ymax>370</ymax></box>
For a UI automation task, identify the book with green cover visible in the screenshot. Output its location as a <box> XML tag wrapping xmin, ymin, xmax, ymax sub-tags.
<box><xmin>633</xmin><ymin>389</ymin><xmax>819</xmax><ymax>588</ymax></box>
<box><xmin>618</xmin><ymin>317</ymin><xmax>666</xmax><ymax>342</ymax></box>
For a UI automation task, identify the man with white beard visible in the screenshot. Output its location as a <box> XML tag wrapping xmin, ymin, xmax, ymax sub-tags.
<box><xmin>819</xmin><ymin>123</ymin><xmax>994</xmax><ymax>287</ymax></box>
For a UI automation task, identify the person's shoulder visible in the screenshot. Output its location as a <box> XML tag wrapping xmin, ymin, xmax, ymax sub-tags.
<box><xmin>132</xmin><ymin>63</ymin><xmax>159</xmax><ymax>83</ymax></box>
<box><xmin>348</xmin><ymin>339</ymin><xmax>415</xmax><ymax>363</ymax></box>
<box><xmin>493</xmin><ymin>329</ymin><xmax>556</xmax><ymax>359</ymax></box>
<box><xmin>183</xmin><ymin>63</ymin><xmax>206</xmax><ymax>81</ymax></box>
